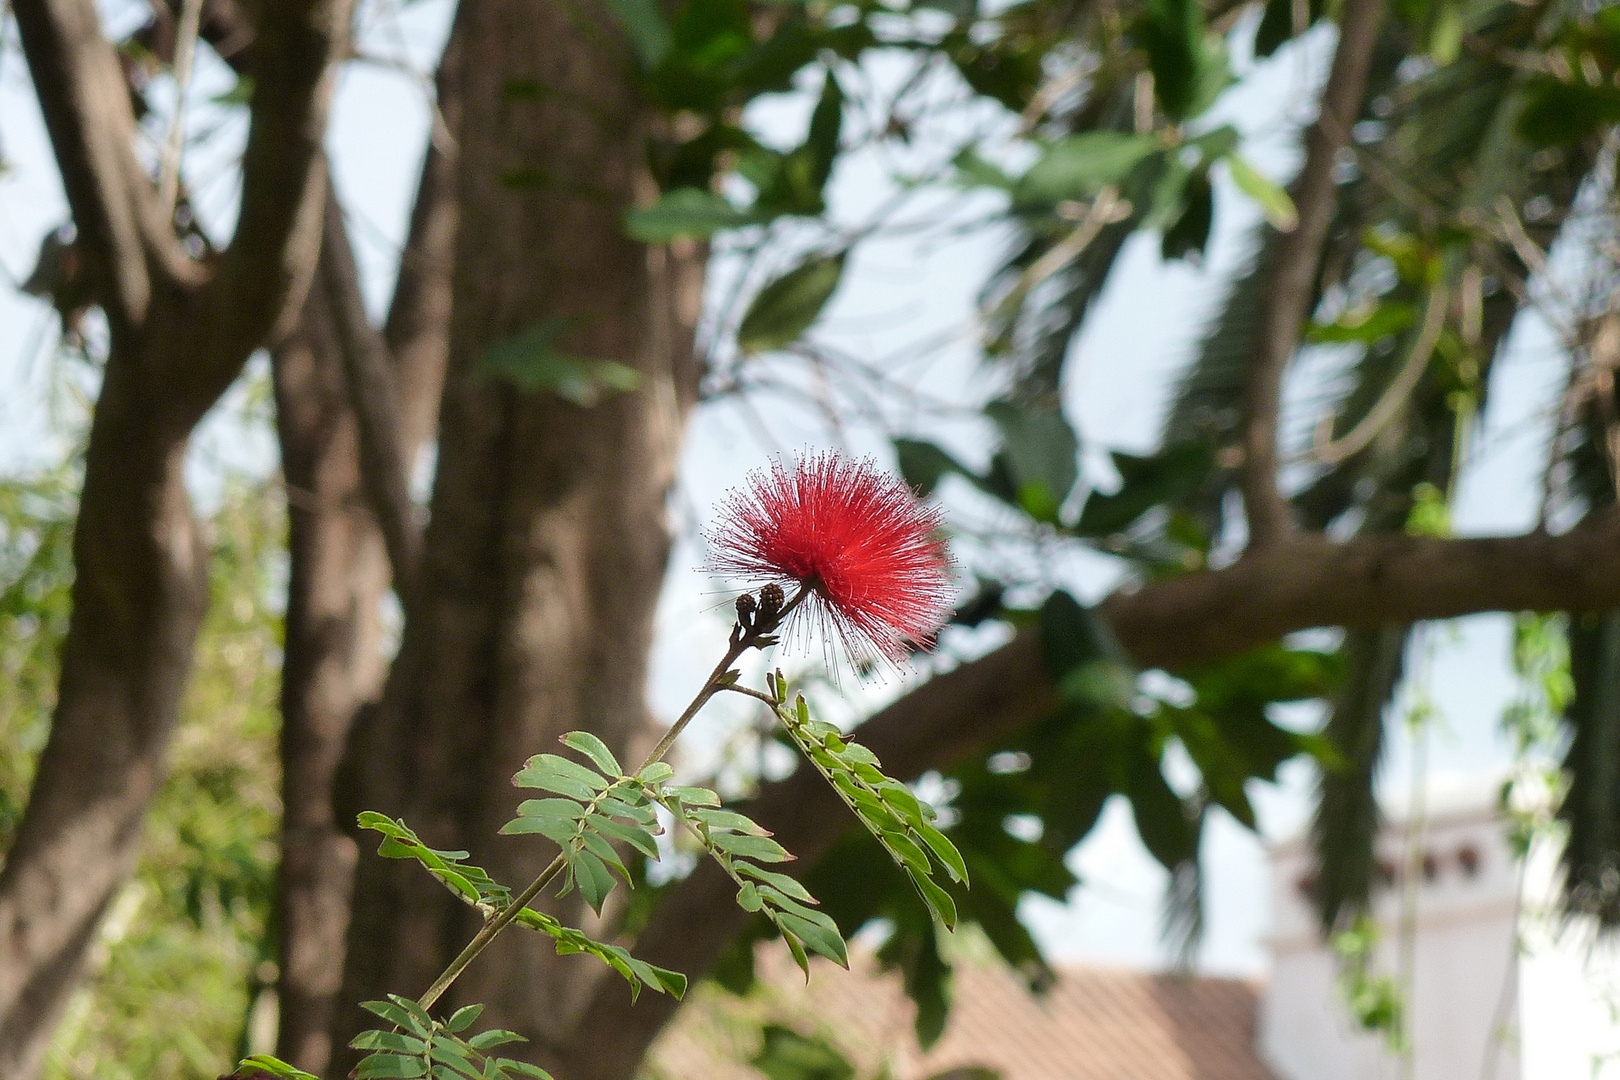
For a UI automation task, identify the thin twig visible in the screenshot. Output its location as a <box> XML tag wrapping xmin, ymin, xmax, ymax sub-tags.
<box><xmin>1308</xmin><ymin>284</ymin><xmax>1448</xmax><ymax>465</ymax></box>
<box><xmin>320</xmin><ymin>190</ymin><xmax>422</xmax><ymax>589</ymax></box>
<box><xmin>984</xmin><ymin>186</ymin><xmax>1130</xmax><ymax>332</ymax></box>
<box><xmin>159</xmin><ymin>0</ymin><xmax>204</xmax><ymax>216</ymax></box>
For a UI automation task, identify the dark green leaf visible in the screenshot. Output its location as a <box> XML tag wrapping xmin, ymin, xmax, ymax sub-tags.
<box><xmin>1074</xmin><ymin>441</ymin><xmax>1215</xmax><ymax>538</ymax></box>
<box><xmin>914</xmin><ymin>821</ymin><xmax>969</xmax><ymax>884</ymax></box>
<box><xmin>587</xmin><ymin>814</ymin><xmax>662</xmax><ymax>859</ymax></box>
<box><xmin>355</xmin><ymin>1053</ymin><xmax>429</xmax><ymax>1079</ymax></box>
<box><xmin>952</xmin><ymin>147</ymin><xmax>1013</xmax><ymax>190</ymax></box>
<box><xmin>573</xmin><ymin>850</ymin><xmax>616</xmax><ymax>912</ymax></box>
<box><xmin>513</xmin><ymin>754</ymin><xmax>610</xmax><ymax>798</ymax></box>
<box><xmin>466</xmin><ymin>1030</ymin><xmax>526</xmax><ymax>1051</ymax></box>
<box><xmin>561</xmin><ymin>731</ymin><xmax>623</xmax><ymax>777</ymax></box>
<box><xmin>688</xmin><ymin>806</ymin><xmax>767</xmax><ymax>833</ymax></box>
<box><xmin>735</xmin><ymin>863</ymin><xmax>817</xmax><ymax>901</ymax></box>
<box><xmin>429</xmin><ymin>1038</ymin><xmax>481</xmax><ymax>1077</ymax></box>
<box><xmin>352</xmin><ymin>1032</ymin><xmax>429</xmax><ymax>1054</ymax></box>
<box><xmin>880</xmin><ymin>830</ymin><xmax>934</xmax><ymax>875</ymax></box>
<box><xmin>1136</xmin><ymin>0</ymin><xmax>1202</xmax><ymax>119</ymax></box>
<box><xmin>710</xmin><ymin>830</ymin><xmax>794</xmax><ymax>863</ymax></box>
<box><xmin>1516</xmin><ymin>79</ymin><xmax>1620</xmax><ymax>146</ymax></box>
<box><xmin>985</xmin><ymin>401</ymin><xmax>1079</xmax><ymax>523</ymax></box>
<box><xmin>1161</xmin><ymin>168</ymin><xmax>1213</xmax><ymax>264</ymax></box>
<box><xmin>446</xmin><ymin>1005</ymin><xmax>484</xmax><ymax>1033</ymax></box>
<box><xmin>908</xmin><ymin>869</ymin><xmax>959</xmax><ymax>930</ymax></box>
<box><xmin>805</xmin><ymin>69</ymin><xmax>844</xmax><ymax>195</ymax></box>
<box><xmin>1254</xmin><ymin>0</ymin><xmax>1324</xmax><ymax>56</ymax></box>
<box><xmin>893</xmin><ymin>439</ymin><xmax>964</xmax><ymax>498</ymax></box>
<box><xmin>360</xmin><ymin>1000</ymin><xmax>421</xmax><ymax>1033</ymax></box>
<box><xmin>736</xmin><ymin>253</ymin><xmax>847</xmax><ymax>354</ymax></box>
<box><xmin>775</xmin><ymin>910</ymin><xmax>849</xmax><ymax>966</ymax></box>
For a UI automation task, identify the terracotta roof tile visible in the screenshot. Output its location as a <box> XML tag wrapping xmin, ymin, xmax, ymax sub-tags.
<box><xmin>650</xmin><ymin>945</ymin><xmax>1276</xmax><ymax>1080</ymax></box>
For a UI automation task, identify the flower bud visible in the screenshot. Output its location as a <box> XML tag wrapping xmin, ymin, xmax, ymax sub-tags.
<box><xmin>735</xmin><ymin>592</ymin><xmax>758</xmax><ymax>630</ymax></box>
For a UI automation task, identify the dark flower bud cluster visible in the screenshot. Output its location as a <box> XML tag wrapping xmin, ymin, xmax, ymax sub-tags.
<box><xmin>732</xmin><ymin>583</ymin><xmax>788</xmax><ymax>647</ymax></box>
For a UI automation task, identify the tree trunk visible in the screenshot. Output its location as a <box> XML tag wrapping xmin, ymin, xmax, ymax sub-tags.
<box><xmin>273</xmin><ymin>281</ymin><xmax>391</xmax><ymax>1071</ymax></box>
<box><xmin>331</xmin><ymin>0</ymin><xmax>703</xmax><ymax>1069</ymax></box>
<box><xmin>0</xmin><ymin>353</ymin><xmax>207</xmax><ymax>1078</ymax></box>
<box><xmin>272</xmin><ymin>33</ymin><xmax>461</xmax><ymax>1071</ymax></box>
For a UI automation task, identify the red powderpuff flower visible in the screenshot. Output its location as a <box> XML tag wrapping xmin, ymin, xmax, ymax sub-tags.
<box><xmin>706</xmin><ymin>454</ymin><xmax>954</xmax><ymax>665</ymax></box>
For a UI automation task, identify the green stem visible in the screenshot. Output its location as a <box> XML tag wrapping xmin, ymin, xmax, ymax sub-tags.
<box><xmin>415</xmin><ymin>585</ymin><xmax>809</xmax><ymax>1012</ymax></box>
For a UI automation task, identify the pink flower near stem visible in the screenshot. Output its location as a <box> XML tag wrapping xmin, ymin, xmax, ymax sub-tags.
<box><xmin>706</xmin><ymin>454</ymin><xmax>954</xmax><ymax>665</ymax></box>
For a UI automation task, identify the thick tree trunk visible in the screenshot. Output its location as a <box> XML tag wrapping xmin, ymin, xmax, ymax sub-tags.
<box><xmin>0</xmin><ymin>352</ymin><xmax>206</xmax><ymax>1078</ymax></box>
<box><xmin>330</xmin><ymin>0</ymin><xmax>702</xmax><ymax>1069</ymax></box>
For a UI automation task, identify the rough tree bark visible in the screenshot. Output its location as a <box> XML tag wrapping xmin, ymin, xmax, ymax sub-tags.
<box><xmin>329</xmin><ymin>0</ymin><xmax>704</xmax><ymax>1070</ymax></box>
<box><xmin>0</xmin><ymin>1</ymin><xmax>351</xmax><ymax>1073</ymax></box>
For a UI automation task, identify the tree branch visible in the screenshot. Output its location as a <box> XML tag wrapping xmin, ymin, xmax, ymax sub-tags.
<box><xmin>319</xmin><ymin>190</ymin><xmax>422</xmax><ymax>587</ymax></box>
<box><xmin>562</xmin><ymin>506</ymin><xmax>1620</xmax><ymax>1080</ymax></box>
<box><xmin>192</xmin><ymin>0</ymin><xmax>353</xmax><ymax>412</ymax></box>
<box><xmin>192</xmin><ymin>0</ymin><xmax>445</xmax><ymax>591</ymax></box>
<box><xmin>1241</xmin><ymin>0</ymin><xmax>1386</xmax><ymax>547</ymax></box>
<box><xmin>12</xmin><ymin>0</ymin><xmax>197</xmax><ymax>336</ymax></box>
<box><xmin>1100</xmin><ymin>513</ymin><xmax>1620</xmax><ymax>667</ymax></box>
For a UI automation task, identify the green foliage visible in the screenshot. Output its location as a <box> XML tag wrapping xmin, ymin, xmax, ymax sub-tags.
<box><xmin>359</xmin><ymin>810</ymin><xmax>686</xmax><ymax>1001</ymax></box>
<box><xmin>1311</xmin><ymin>628</ymin><xmax>1407</xmax><ymax>933</ymax></box>
<box><xmin>504</xmin><ymin>725</ymin><xmax>856</xmax><ymax>976</ymax></box>
<box><xmin>1132</xmin><ymin>0</ymin><xmax>1229</xmax><ymax>121</ymax></box>
<box><xmin>1331</xmin><ymin>917</ymin><xmax>1405</xmax><ymax>1049</ymax></box>
<box><xmin>1500</xmin><ymin>613</ymin><xmax>1570</xmax><ymax>859</ymax></box>
<box><xmin>652</xmin><ymin>778</ymin><xmax>851</xmax><ymax>975</ymax></box>
<box><xmin>0</xmin><ymin>465</ymin><xmax>76</xmax><ymax>849</ymax></box>
<box><xmin>360</xmin><ymin>813</ymin><xmax>519</xmax><ymax>913</ymax></box>
<box><xmin>1253</xmin><ymin>0</ymin><xmax>1325</xmax><ymax>58</ymax></box>
<box><xmin>895</xmin><ymin>402</ymin><xmax>1083</xmax><ymax>527</ymax></box>
<box><xmin>1222</xmin><ymin>155</ymin><xmax>1296</xmax><ymax>232</ymax></box>
<box><xmin>1560</xmin><ymin>611</ymin><xmax>1620</xmax><ymax>924</ymax></box>
<box><xmin>346</xmin><ymin>996</ymin><xmax>548</xmax><ymax>1080</ymax></box>
<box><xmin>766</xmin><ymin>672</ymin><xmax>967</xmax><ymax>932</ymax></box>
<box><xmin>226</xmin><ymin>1056</ymin><xmax>318</xmax><ymax>1079</ymax></box>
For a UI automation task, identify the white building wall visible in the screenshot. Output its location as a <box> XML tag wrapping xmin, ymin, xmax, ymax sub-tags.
<box><xmin>1516</xmin><ymin>834</ymin><xmax>1620</xmax><ymax>1079</ymax></box>
<box><xmin>1260</xmin><ymin>805</ymin><xmax>1520</xmax><ymax>1080</ymax></box>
